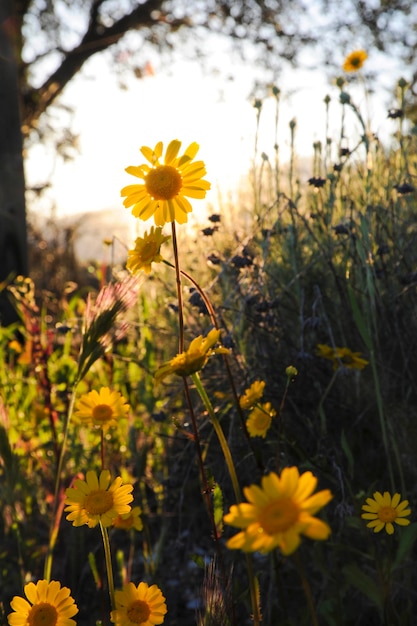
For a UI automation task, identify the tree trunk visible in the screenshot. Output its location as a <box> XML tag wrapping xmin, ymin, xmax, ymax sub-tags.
<box><xmin>0</xmin><ymin>2</ymin><xmax>27</xmax><ymax>325</ymax></box>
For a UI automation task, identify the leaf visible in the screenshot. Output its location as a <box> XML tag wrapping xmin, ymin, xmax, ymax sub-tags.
<box><xmin>347</xmin><ymin>285</ymin><xmax>372</xmax><ymax>350</ymax></box>
<box><xmin>392</xmin><ymin>523</ymin><xmax>417</xmax><ymax>570</ymax></box>
<box><xmin>343</xmin><ymin>563</ymin><xmax>384</xmax><ymax>611</ymax></box>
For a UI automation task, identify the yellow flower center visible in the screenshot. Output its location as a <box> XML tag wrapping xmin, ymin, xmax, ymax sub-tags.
<box><xmin>92</xmin><ymin>404</ymin><xmax>113</xmax><ymax>423</ymax></box>
<box><xmin>145</xmin><ymin>165</ymin><xmax>182</xmax><ymax>200</ymax></box>
<box><xmin>127</xmin><ymin>600</ymin><xmax>151</xmax><ymax>624</ymax></box>
<box><xmin>378</xmin><ymin>506</ymin><xmax>397</xmax><ymax>523</ymax></box>
<box><xmin>85</xmin><ymin>489</ymin><xmax>114</xmax><ymax>515</ymax></box>
<box><xmin>351</xmin><ymin>56</ymin><xmax>361</xmax><ymax>67</ymax></box>
<box><xmin>259</xmin><ymin>498</ymin><xmax>300</xmax><ymax>534</ymax></box>
<box><xmin>28</xmin><ymin>603</ymin><xmax>58</xmax><ymax>626</ymax></box>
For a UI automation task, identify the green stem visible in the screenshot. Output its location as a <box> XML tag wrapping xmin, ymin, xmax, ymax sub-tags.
<box><xmin>191</xmin><ymin>372</ymin><xmax>241</xmax><ymax>503</ymax></box>
<box><xmin>317</xmin><ymin>368</ymin><xmax>339</xmax><ymax>437</ymax></box>
<box><xmin>100</xmin><ymin>522</ymin><xmax>116</xmax><ymax>612</ymax></box>
<box><xmin>191</xmin><ymin>372</ymin><xmax>261</xmax><ymax>626</ymax></box>
<box><xmin>170</xmin><ymin>221</ymin><xmax>184</xmax><ymax>353</ymax></box>
<box><xmin>44</xmin><ymin>386</ymin><xmax>78</xmax><ymax>581</ymax></box>
<box><xmin>294</xmin><ymin>551</ymin><xmax>319</xmax><ymax>626</ymax></box>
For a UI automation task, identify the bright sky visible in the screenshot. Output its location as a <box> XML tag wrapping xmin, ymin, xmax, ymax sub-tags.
<box><xmin>24</xmin><ymin>38</ymin><xmax>403</xmax><ymax>249</ymax></box>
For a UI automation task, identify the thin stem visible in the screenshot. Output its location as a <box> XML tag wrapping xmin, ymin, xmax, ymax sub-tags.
<box><xmin>170</xmin><ymin>221</ymin><xmax>184</xmax><ymax>353</ymax></box>
<box><xmin>100</xmin><ymin>522</ymin><xmax>116</xmax><ymax>612</ymax></box>
<box><xmin>44</xmin><ymin>386</ymin><xmax>78</xmax><ymax>581</ymax></box>
<box><xmin>317</xmin><ymin>368</ymin><xmax>339</xmax><ymax>437</ymax></box>
<box><xmin>191</xmin><ymin>372</ymin><xmax>261</xmax><ymax>626</ymax></box>
<box><xmin>294</xmin><ymin>551</ymin><xmax>319</xmax><ymax>626</ymax></box>
<box><xmin>101</xmin><ymin>428</ymin><xmax>105</xmax><ymax>470</ymax></box>
<box><xmin>191</xmin><ymin>372</ymin><xmax>241</xmax><ymax>503</ymax></box>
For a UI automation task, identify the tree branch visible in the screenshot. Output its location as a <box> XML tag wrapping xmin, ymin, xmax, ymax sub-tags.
<box><xmin>21</xmin><ymin>0</ymin><xmax>172</xmax><ymax>135</ymax></box>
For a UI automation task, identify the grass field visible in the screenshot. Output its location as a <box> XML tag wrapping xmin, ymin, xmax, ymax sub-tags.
<box><xmin>1</xmin><ymin>62</ymin><xmax>417</xmax><ymax>626</ymax></box>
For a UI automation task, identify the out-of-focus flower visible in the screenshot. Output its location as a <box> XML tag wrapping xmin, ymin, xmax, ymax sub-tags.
<box><xmin>316</xmin><ymin>344</ymin><xmax>368</xmax><ymax>370</ymax></box>
<box><xmin>113</xmin><ymin>506</ymin><xmax>143</xmax><ymax>532</ymax></box>
<box><xmin>224</xmin><ymin>467</ymin><xmax>332</xmax><ymax>555</ymax></box>
<box><xmin>246</xmin><ymin>402</ymin><xmax>275</xmax><ymax>438</ymax></box>
<box><xmin>343</xmin><ymin>50</ymin><xmax>368</xmax><ymax>72</ymax></box>
<box><xmin>127</xmin><ymin>227</ymin><xmax>170</xmax><ymax>274</ymax></box>
<box><xmin>239</xmin><ymin>380</ymin><xmax>266</xmax><ymax>410</ymax></box>
<box><xmin>121</xmin><ymin>140</ymin><xmax>210</xmax><ymax>226</ymax></box>
<box><xmin>111</xmin><ymin>582</ymin><xmax>167</xmax><ymax>626</ymax></box>
<box><xmin>73</xmin><ymin>387</ymin><xmax>130</xmax><ymax>430</ymax></box>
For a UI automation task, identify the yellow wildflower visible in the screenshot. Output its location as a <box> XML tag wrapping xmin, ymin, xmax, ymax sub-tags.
<box><xmin>361</xmin><ymin>491</ymin><xmax>411</xmax><ymax>534</ymax></box>
<box><xmin>154</xmin><ymin>329</ymin><xmax>229</xmax><ymax>381</ymax></box>
<box><xmin>224</xmin><ymin>467</ymin><xmax>332</xmax><ymax>555</ymax></box>
<box><xmin>121</xmin><ymin>140</ymin><xmax>210</xmax><ymax>226</ymax></box>
<box><xmin>127</xmin><ymin>227</ymin><xmax>170</xmax><ymax>274</ymax></box>
<box><xmin>343</xmin><ymin>50</ymin><xmax>368</xmax><ymax>72</ymax></box>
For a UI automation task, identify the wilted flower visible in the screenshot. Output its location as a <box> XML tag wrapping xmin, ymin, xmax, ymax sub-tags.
<box><xmin>127</xmin><ymin>227</ymin><xmax>170</xmax><ymax>275</ymax></box>
<box><xmin>154</xmin><ymin>329</ymin><xmax>229</xmax><ymax>381</ymax></box>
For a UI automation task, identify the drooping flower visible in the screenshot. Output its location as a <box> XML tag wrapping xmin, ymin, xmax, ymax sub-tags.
<box><xmin>8</xmin><ymin>579</ymin><xmax>78</xmax><ymax>626</ymax></box>
<box><xmin>239</xmin><ymin>380</ymin><xmax>266</xmax><ymax>410</ymax></box>
<box><xmin>224</xmin><ymin>466</ymin><xmax>332</xmax><ymax>555</ymax></box>
<box><xmin>111</xmin><ymin>582</ymin><xmax>167</xmax><ymax>626</ymax></box>
<box><xmin>246</xmin><ymin>402</ymin><xmax>276</xmax><ymax>438</ymax></box>
<box><xmin>64</xmin><ymin>470</ymin><xmax>133</xmax><ymax>528</ymax></box>
<box><xmin>121</xmin><ymin>140</ymin><xmax>211</xmax><ymax>226</ymax></box>
<box><xmin>154</xmin><ymin>329</ymin><xmax>230</xmax><ymax>382</ymax></box>
<box><xmin>74</xmin><ymin>387</ymin><xmax>130</xmax><ymax>430</ymax></box>
<box><xmin>343</xmin><ymin>50</ymin><xmax>368</xmax><ymax>72</ymax></box>
<box><xmin>361</xmin><ymin>491</ymin><xmax>411</xmax><ymax>535</ymax></box>
<box><xmin>73</xmin><ymin>387</ymin><xmax>130</xmax><ymax>430</ymax></box>
<box><xmin>316</xmin><ymin>344</ymin><xmax>368</xmax><ymax>370</ymax></box>
<box><xmin>127</xmin><ymin>227</ymin><xmax>170</xmax><ymax>275</ymax></box>
<box><xmin>113</xmin><ymin>506</ymin><xmax>144</xmax><ymax>532</ymax></box>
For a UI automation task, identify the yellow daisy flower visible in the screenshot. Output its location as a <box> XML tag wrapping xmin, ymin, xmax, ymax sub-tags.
<box><xmin>239</xmin><ymin>380</ymin><xmax>266</xmax><ymax>410</ymax></box>
<box><xmin>343</xmin><ymin>49</ymin><xmax>368</xmax><ymax>72</ymax></box>
<box><xmin>121</xmin><ymin>139</ymin><xmax>211</xmax><ymax>226</ymax></box>
<box><xmin>73</xmin><ymin>387</ymin><xmax>130</xmax><ymax>430</ymax></box>
<box><xmin>8</xmin><ymin>579</ymin><xmax>78</xmax><ymax>626</ymax></box>
<box><xmin>224</xmin><ymin>466</ymin><xmax>332</xmax><ymax>555</ymax></box>
<box><xmin>246</xmin><ymin>402</ymin><xmax>275</xmax><ymax>438</ymax></box>
<box><xmin>64</xmin><ymin>470</ymin><xmax>133</xmax><ymax>528</ymax></box>
<box><xmin>111</xmin><ymin>581</ymin><xmax>167</xmax><ymax>626</ymax></box>
<box><xmin>361</xmin><ymin>491</ymin><xmax>411</xmax><ymax>534</ymax></box>
<box><xmin>113</xmin><ymin>506</ymin><xmax>144</xmax><ymax>532</ymax></box>
<box><xmin>316</xmin><ymin>344</ymin><xmax>368</xmax><ymax>370</ymax></box>
<box><xmin>127</xmin><ymin>227</ymin><xmax>170</xmax><ymax>275</ymax></box>
<box><xmin>154</xmin><ymin>329</ymin><xmax>230</xmax><ymax>382</ymax></box>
